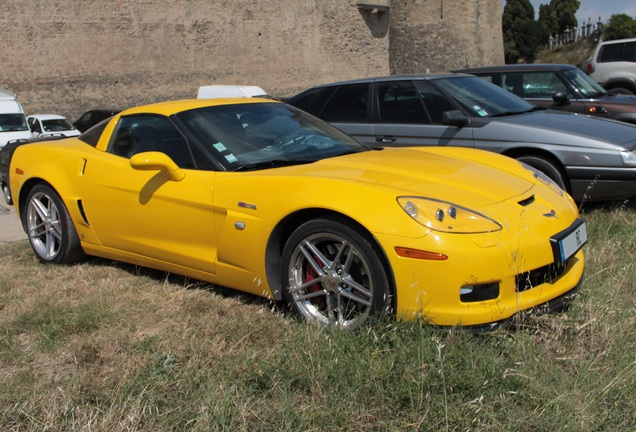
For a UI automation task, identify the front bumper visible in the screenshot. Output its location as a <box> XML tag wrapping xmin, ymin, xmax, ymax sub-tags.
<box><xmin>376</xmin><ymin>216</ymin><xmax>585</xmax><ymax>327</ymax></box>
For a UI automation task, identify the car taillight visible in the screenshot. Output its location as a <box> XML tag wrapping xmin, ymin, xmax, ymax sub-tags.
<box><xmin>586</xmin><ymin>62</ymin><xmax>594</xmax><ymax>74</ymax></box>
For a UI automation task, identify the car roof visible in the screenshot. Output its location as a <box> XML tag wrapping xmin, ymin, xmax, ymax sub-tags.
<box><xmin>307</xmin><ymin>73</ymin><xmax>469</xmax><ymax>88</ymax></box>
<box><xmin>120</xmin><ymin>97</ymin><xmax>278</xmax><ymax>117</ymax></box>
<box><xmin>457</xmin><ymin>64</ymin><xmax>576</xmax><ymax>73</ymax></box>
<box><xmin>27</xmin><ymin>114</ymin><xmax>68</xmax><ymax>121</ymax></box>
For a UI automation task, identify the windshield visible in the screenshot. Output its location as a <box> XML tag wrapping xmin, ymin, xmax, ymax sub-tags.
<box><xmin>0</xmin><ymin>114</ymin><xmax>28</xmax><ymax>132</ymax></box>
<box><xmin>562</xmin><ymin>68</ymin><xmax>607</xmax><ymax>99</ymax></box>
<box><xmin>433</xmin><ymin>76</ymin><xmax>535</xmax><ymax>117</ymax></box>
<box><xmin>42</xmin><ymin>118</ymin><xmax>75</xmax><ymax>132</ymax></box>
<box><xmin>175</xmin><ymin>102</ymin><xmax>369</xmax><ymax>171</ymax></box>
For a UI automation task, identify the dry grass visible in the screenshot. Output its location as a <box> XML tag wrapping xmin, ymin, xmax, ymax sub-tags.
<box><xmin>0</xmin><ymin>202</ymin><xmax>635</xmax><ymax>431</ymax></box>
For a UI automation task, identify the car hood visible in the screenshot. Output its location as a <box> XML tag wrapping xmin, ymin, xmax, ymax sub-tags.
<box><xmin>485</xmin><ymin>110</ymin><xmax>636</xmax><ymax>148</ymax></box>
<box><xmin>283</xmin><ymin>147</ymin><xmax>536</xmax><ymax>209</ymax></box>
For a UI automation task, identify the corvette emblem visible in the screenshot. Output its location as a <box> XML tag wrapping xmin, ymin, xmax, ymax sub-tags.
<box><xmin>238</xmin><ymin>202</ymin><xmax>257</xmax><ymax>210</ymax></box>
<box><xmin>543</xmin><ymin>209</ymin><xmax>557</xmax><ymax>218</ymax></box>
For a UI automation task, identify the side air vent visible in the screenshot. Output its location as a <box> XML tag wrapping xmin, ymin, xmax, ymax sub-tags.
<box><xmin>518</xmin><ymin>195</ymin><xmax>535</xmax><ymax>207</ymax></box>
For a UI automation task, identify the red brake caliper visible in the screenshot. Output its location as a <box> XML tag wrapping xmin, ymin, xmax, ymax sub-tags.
<box><xmin>305</xmin><ymin>255</ymin><xmax>327</xmax><ymax>309</ymax></box>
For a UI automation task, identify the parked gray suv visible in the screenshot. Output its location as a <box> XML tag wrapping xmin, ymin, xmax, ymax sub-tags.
<box><xmin>584</xmin><ymin>38</ymin><xmax>636</xmax><ymax>95</ymax></box>
<box><xmin>287</xmin><ymin>74</ymin><xmax>636</xmax><ymax>202</ymax></box>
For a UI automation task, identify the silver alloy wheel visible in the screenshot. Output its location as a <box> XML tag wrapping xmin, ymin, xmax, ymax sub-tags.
<box><xmin>287</xmin><ymin>232</ymin><xmax>374</xmax><ymax>329</ymax></box>
<box><xmin>27</xmin><ymin>191</ymin><xmax>63</xmax><ymax>260</ymax></box>
<box><xmin>2</xmin><ymin>184</ymin><xmax>11</xmax><ymax>205</ymax></box>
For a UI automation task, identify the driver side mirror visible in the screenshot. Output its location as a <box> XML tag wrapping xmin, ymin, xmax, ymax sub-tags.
<box><xmin>130</xmin><ymin>151</ymin><xmax>186</xmax><ymax>182</ymax></box>
<box><xmin>442</xmin><ymin>110</ymin><xmax>469</xmax><ymax>127</ymax></box>
<box><xmin>552</xmin><ymin>92</ymin><xmax>570</xmax><ymax>106</ymax></box>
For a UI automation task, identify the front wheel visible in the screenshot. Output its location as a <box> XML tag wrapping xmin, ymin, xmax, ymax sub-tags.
<box><xmin>282</xmin><ymin>217</ymin><xmax>393</xmax><ymax>330</ymax></box>
<box><xmin>516</xmin><ymin>155</ymin><xmax>569</xmax><ymax>192</ymax></box>
<box><xmin>25</xmin><ymin>184</ymin><xmax>84</xmax><ymax>264</ymax></box>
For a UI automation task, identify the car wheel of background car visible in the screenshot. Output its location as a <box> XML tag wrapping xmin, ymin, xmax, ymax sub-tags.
<box><xmin>2</xmin><ymin>184</ymin><xmax>12</xmax><ymax>205</ymax></box>
<box><xmin>25</xmin><ymin>184</ymin><xmax>85</xmax><ymax>264</ymax></box>
<box><xmin>282</xmin><ymin>217</ymin><xmax>393</xmax><ymax>330</ymax></box>
<box><xmin>516</xmin><ymin>155</ymin><xmax>569</xmax><ymax>192</ymax></box>
<box><xmin>607</xmin><ymin>87</ymin><xmax>634</xmax><ymax>95</ymax></box>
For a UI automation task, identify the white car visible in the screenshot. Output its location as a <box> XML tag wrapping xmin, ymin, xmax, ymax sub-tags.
<box><xmin>27</xmin><ymin>114</ymin><xmax>81</xmax><ymax>138</ymax></box>
<box><xmin>584</xmin><ymin>38</ymin><xmax>636</xmax><ymax>95</ymax></box>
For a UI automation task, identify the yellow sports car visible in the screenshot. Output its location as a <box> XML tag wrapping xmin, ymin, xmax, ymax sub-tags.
<box><xmin>9</xmin><ymin>98</ymin><xmax>587</xmax><ymax>330</ymax></box>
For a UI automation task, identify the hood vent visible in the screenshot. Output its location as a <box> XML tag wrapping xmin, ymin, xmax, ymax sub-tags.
<box><xmin>518</xmin><ymin>195</ymin><xmax>535</xmax><ymax>207</ymax></box>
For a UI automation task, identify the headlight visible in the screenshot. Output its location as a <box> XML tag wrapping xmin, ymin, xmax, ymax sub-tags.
<box><xmin>521</xmin><ymin>162</ymin><xmax>563</xmax><ymax>196</ymax></box>
<box><xmin>397</xmin><ymin>197</ymin><xmax>501</xmax><ymax>233</ymax></box>
<box><xmin>620</xmin><ymin>150</ymin><xmax>636</xmax><ymax>167</ymax></box>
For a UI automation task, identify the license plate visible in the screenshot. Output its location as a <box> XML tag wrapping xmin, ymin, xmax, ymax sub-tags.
<box><xmin>550</xmin><ymin>219</ymin><xmax>588</xmax><ymax>263</ymax></box>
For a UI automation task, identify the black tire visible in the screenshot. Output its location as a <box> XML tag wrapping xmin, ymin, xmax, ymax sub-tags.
<box><xmin>516</xmin><ymin>155</ymin><xmax>569</xmax><ymax>192</ymax></box>
<box><xmin>2</xmin><ymin>183</ymin><xmax>12</xmax><ymax>205</ymax></box>
<box><xmin>607</xmin><ymin>87</ymin><xmax>634</xmax><ymax>95</ymax></box>
<box><xmin>281</xmin><ymin>217</ymin><xmax>393</xmax><ymax>330</ymax></box>
<box><xmin>24</xmin><ymin>184</ymin><xmax>85</xmax><ymax>264</ymax></box>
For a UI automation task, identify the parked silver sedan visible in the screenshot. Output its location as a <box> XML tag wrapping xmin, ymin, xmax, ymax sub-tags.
<box><xmin>287</xmin><ymin>74</ymin><xmax>636</xmax><ymax>202</ymax></box>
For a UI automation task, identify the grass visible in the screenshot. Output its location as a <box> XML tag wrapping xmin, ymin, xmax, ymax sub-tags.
<box><xmin>0</xmin><ymin>203</ymin><xmax>635</xmax><ymax>431</ymax></box>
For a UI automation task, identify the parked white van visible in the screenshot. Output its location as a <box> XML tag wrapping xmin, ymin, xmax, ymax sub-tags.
<box><xmin>0</xmin><ymin>89</ymin><xmax>30</xmax><ymax>149</ymax></box>
<box><xmin>197</xmin><ymin>85</ymin><xmax>269</xmax><ymax>99</ymax></box>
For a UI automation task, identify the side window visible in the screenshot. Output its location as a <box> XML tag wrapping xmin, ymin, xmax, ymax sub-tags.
<box><xmin>599</xmin><ymin>42</ymin><xmax>624</xmax><ymax>63</ymax></box>
<box><xmin>413</xmin><ymin>80</ymin><xmax>457</xmax><ymax>124</ymax></box>
<box><xmin>514</xmin><ymin>72</ymin><xmax>568</xmax><ymax>98</ymax></box>
<box><xmin>319</xmin><ymin>83</ymin><xmax>369</xmax><ymax>122</ymax></box>
<box><xmin>108</xmin><ymin>115</ymin><xmax>195</xmax><ymax>169</ymax></box>
<box><xmin>626</xmin><ymin>41</ymin><xmax>636</xmax><ymax>62</ymax></box>
<box><xmin>502</xmin><ymin>73</ymin><xmax>525</xmax><ymax>97</ymax></box>
<box><xmin>476</xmin><ymin>75</ymin><xmax>495</xmax><ymax>84</ymax></box>
<box><xmin>378</xmin><ymin>81</ymin><xmax>429</xmax><ymax>124</ymax></box>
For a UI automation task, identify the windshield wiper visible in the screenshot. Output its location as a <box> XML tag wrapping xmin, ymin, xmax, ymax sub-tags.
<box><xmin>489</xmin><ymin>111</ymin><xmax>525</xmax><ymax>118</ymax></box>
<box><xmin>234</xmin><ymin>159</ymin><xmax>315</xmax><ymax>172</ymax></box>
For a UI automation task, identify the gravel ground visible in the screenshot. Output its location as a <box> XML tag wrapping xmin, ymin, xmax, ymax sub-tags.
<box><xmin>0</xmin><ymin>204</ymin><xmax>26</xmax><ymax>242</ymax></box>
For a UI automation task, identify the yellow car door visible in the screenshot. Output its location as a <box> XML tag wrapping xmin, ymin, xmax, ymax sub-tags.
<box><xmin>80</xmin><ymin>114</ymin><xmax>217</xmax><ymax>274</ymax></box>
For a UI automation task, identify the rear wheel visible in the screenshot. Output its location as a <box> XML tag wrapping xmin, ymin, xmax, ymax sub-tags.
<box><xmin>282</xmin><ymin>217</ymin><xmax>393</xmax><ymax>330</ymax></box>
<box><xmin>516</xmin><ymin>155</ymin><xmax>568</xmax><ymax>192</ymax></box>
<box><xmin>25</xmin><ymin>184</ymin><xmax>84</xmax><ymax>264</ymax></box>
<box><xmin>2</xmin><ymin>184</ymin><xmax>12</xmax><ymax>205</ymax></box>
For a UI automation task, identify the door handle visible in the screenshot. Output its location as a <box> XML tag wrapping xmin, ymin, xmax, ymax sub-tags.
<box><xmin>375</xmin><ymin>136</ymin><xmax>396</xmax><ymax>143</ymax></box>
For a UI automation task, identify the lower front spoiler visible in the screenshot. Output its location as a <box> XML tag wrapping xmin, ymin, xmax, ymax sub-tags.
<box><xmin>436</xmin><ymin>278</ymin><xmax>582</xmax><ymax>333</ymax></box>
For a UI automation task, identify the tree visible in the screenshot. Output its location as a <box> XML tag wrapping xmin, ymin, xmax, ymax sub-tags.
<box><xmin>537</xmin><ymin>0</ymin><xmax>580</xmax><ymax>40</ymax></box>
<box><xmin>603</xmin><ymin>14</ymin><xmax>636</xmax><ymax>41</ymax></box>
<box><xmin>503</xmin><ymin>0</ymin><xmax>541</xmax><ymax>63</ymax></box>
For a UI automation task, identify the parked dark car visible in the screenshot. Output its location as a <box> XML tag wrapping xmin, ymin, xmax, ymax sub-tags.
<box><xmin>456</xmin><ymin>64</ymin><xmax>636</xmax><ymax>124</ymax></box>
<box><xmin>287</xmin><ymin>73</ymin><xmax>636</xmax><ymax>202</ymax></box>
<box><xmin>73</xmin><ymin>109</ymin><xmax>120</xmax><ymax>132</ymax></box>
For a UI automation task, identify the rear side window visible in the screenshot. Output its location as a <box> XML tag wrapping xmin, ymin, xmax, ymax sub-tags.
<box><xmin>319</xmin><ymin>83</ymin><xmax>369</xmax><ymax>122</ymax></box>
<box><xmin>597</xmin><ymin>41</ymin><xmax>636</xmax><ymax>63</ymax></box>
<box><xmin>288</xmin><ymin>87</ymin><xmax>335</xmax><ymax>115</ymax></box>
<box><xmin>79</xmin><ymin>120</ymin><xmax>108</xmax><ymax>147</ymax></box>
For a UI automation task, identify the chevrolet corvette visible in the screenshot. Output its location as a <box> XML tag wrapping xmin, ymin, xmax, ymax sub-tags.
<box><xmin>9</xmin><ymin>98</ymin><xmax>587</xmax><ymax>330</ymax></box>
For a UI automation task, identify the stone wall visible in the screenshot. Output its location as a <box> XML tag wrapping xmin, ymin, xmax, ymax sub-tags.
<box><xmin>0</xmin><ymin>0</ymin><xmax>502</xmax><ymax>121</ymax></box>
<box><xmin>390</xmin><ymin>0</ymin><xmax>504</xmax><ymax>73</ymax></box>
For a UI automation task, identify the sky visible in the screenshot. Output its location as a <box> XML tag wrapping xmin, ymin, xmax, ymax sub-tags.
<box><xmin>504</xmin><ymin>0</ymin><xmax>636</xmax><ymax>26</ymax></box>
